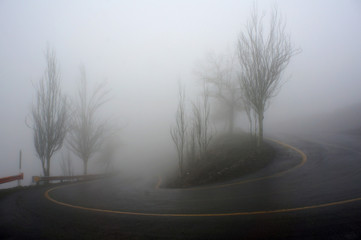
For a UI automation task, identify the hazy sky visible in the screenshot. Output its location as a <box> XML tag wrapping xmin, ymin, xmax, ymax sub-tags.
<box><xmin>1</xmin><ymin>0</ymin><xmax>361</xmax><ymax>187</ymax></box>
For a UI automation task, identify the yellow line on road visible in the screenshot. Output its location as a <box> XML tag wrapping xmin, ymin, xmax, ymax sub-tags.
<box><xmin>44</xmin><ymin>139</ymin><xmax>361</xmax><ymax>217</ymax></box>
<box><xmin>45</xmin><ymin>186</ymin><xmax>361</xmax><ymax>217</ymax></box>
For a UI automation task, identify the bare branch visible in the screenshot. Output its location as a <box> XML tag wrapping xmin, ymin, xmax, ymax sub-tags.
<box><xmin>238</xmin><ymin>5</ymin><xmax>300</xmax><ymax>147</ymax></box>
<box><xmin>195</xmin><ymin>51</ymin><xmax>243</xmax><ymax>133</ymax></box>
<box><xmin>170</xmin><ymin>82</ymin><xmax>187</xmax><ymax>177</ymax></box>
<box><xmin>67</xmin><ymin>66</ymin><xmax>109</xmax><ymax>175</ymax></box>
<box><xmin>31</xmin><ymin>47</ymin><xmax>67</xmax><ymax>177</ymax></box>
<box><xmin>192</xmin><ymin>82</ymin><xmax>214</xmax><ymax>160</ymax></box>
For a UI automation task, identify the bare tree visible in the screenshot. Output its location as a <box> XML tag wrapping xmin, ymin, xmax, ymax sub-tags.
<box><xmin>186</xmin><ymin>123</ymin><xmax>197</xmax><ymax>167</ymax></box>
<box><xmin>242</xmin><ymin>97</ymin><xmax>253</xmax><ymax>135</ymax></box>
<box><xmin>170</xmin><ymin>83</ymin><xmax>187</xmax><ymax>177</ymax></box>
<box><xmin>68</xmin><ymin>67</ymin><xmax>109</xmax><ymax>175</ymax></box>
<box><xmin>192</xmin><ymin>82</ymin><xmax>214</xmax><ymax>160</ymax></box>
<box><xmin>195</xmin><ymin>52</ymin><xmax>242</xmax><ymax>133</ymax></box>
<box><xmin>238</xmin><ymin>6</ymin><xmax>299</xmax><ymax>147</ymax></box>
<box><xmin>31</xmin><ymin>48</ymin><xmax>67</xmax><ymax>177</ymax></box>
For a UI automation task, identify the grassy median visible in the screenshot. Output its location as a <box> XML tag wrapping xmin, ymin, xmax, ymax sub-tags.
<box><xmin>166</xmin><ymin>133</ymin><xmax>275</xmax><ymax>188</ymax></box>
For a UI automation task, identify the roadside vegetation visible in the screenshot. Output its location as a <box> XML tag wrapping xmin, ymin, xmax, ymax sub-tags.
<box><xmin>169</xmin><ymin>5</ymin><xmax>298</xmax><ymax>187</ymax></box>
<box><xmin>167</xmin><ymin>133</ymin><xmax>275</xmax><ymax>188</ymax></box>
<box><xmin>27</xmin><ymin>49</ymin><xmax>118</xmax><ymax>179</ymax></box>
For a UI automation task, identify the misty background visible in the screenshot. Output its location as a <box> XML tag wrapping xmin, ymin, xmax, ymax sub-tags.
<box><xmin>1</xmin><ymin>0</ymin><xmax>361</xmax><ymax>188</ymax></box>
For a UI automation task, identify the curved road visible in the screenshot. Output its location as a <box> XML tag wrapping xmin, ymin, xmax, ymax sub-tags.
<box><xmin>1</xmin><ymin>133</ymin><xmax>361</xmax><ymax>239</ymax></box>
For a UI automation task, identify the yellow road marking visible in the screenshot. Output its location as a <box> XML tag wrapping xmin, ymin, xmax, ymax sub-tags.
<box><xmin>44</xmin><ymin>139</ymin><xmax>361</xmax><ymax>217</ymax></box>
<box><xmin>45</xmin><ymin>186</ymin><xmax>361</xmax><ymax>217</ymax></box>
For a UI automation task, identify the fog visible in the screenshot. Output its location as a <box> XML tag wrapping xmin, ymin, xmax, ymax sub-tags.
<box><xmin>1</xmin><ymin>0</ymin><xmax>361</xmax><ymax>188</ymax></box>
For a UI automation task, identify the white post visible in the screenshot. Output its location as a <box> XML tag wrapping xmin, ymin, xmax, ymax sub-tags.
<box><xmin>18</xmin><ymin>150</ymin><xmax>22</xmax><ymax>187</ymax></box>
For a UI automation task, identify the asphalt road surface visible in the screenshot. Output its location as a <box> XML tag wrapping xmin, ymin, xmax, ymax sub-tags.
<box><xmin>1</xmin><ymin>133</ymin><xmax>361</xmax><ymax>239</ymax></box>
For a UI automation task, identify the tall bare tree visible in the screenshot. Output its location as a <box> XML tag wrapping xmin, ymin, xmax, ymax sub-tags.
<box><xmin>31</xmin><ymin>48</ymin><xmax>67</xmax><ymax>177</ymax></box>
<box><xmin>192</xmin><ymin>82</ymin><xmax>214</xmax><ymax>160</ymax></box>
<box><xmin>186</xmin><ymin>123</ymin><xmax>197</xmax><ymax>167</ymax></box>
<box><xmin>170</xmin><ymin>83</ymin><xmax>187</xmax><ymax>177</ymax></box>
<box><xmin>195</xmin><ymin>52</ymin><xmax>242</xmax><ymax>133</ymax></box>
<box><xmin>238</xmin><ymin>6</ymin><xmax>299</xmax><ymax>147</ymax></box>
<box><xmin>68</xmin><ymin>67</ymin><xmax>109</xmax><ymax>175</ymax></box>
<box><xmin>242</xmin><ymin>96</ymin><xmax>253</xmax><ymax>135</ymax></box>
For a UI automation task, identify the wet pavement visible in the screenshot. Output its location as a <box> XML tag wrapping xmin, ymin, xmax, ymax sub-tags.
<box><xmin>1</xmin><ymin>133</ymin><xmax>361</xmax><ymax>239</ymax></box>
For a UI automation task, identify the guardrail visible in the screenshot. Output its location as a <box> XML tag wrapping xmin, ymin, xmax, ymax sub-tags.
<box><xmin>0</xmin><ymin>173</ymin><xmax>24</xmax><ymax>184</ymax></box>
<box><xmin>32</xmin><ymin>174</ymin><xmax>107</xmax><ymax>185</ymax></box>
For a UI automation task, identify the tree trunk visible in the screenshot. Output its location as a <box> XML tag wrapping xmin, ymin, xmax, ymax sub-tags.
<box><xmin>228</xmin><ymin>105</ymin><xmax>234</xmax><ymax>134</ymax></box>
<box><xmin>257</xmin><ymin>112</ymin><xmax>264</xmax><ymax>149</ymax></box>
<box><xmin>249</xmin><ymin>115</ymin><xmax>253</xmax><ymax>136</ymax></box>
<box><xmin>44</xmin><ymin>157</ymin><xmax>51</xmax><ymax>184</ymax></box>
<box><xmin>179</xmin><ymin>150</ymin><xmax>184</xmax><ymax>178</ymax></box>
<box><xmin>42</xmin><ymin>165</ymin><xmax>47</xmax><ymax>177</ymax></box>
<box><xmin>84</xmin><ymin>159</ymin><xmax>88</xmax><ymax>175</ymax></box>
<box><xmin>45</xmin><ymin>157</ymin><xmax>51</xmax><ymax>177</ymax></box>
<box><xmin>83</xmin><ymin>158</ymin><xmax>89</xmax><ymax>175</ymax></box>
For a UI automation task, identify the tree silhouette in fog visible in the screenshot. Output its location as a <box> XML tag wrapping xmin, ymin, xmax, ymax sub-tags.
<box><xmin>195</xmin><ymin>52</ymin><xmax>242</xmax><ymax>134</ymax></box>
<box><xmin>31</xmin><ymin>48</ymin><xmax>67</xmax><ymax>177</ymax></box>
<box><xmin>67</xmin><ymin>67</ymin><xmax>109</xmax><ymax>175</ymax></box>
<box><xmin>238</xmin><ymin>6</ymin><xmax>300</xmax><ymax>148</ymax></box>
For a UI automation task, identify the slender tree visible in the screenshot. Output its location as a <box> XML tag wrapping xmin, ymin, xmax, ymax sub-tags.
<box><xmin>68</xmin><ymin>67</ymin><xmax>109</xmax><ymax>175</ymax></box>
<box><xmin>195</xmin><ymin>52</ymin><xmax>242</xmax><ymax>133</ymax></box>
<box><xmin>31</xmin><ymin>48</ymin><xmax>67</xmax><ymax>177</ymax></box>
<box><xmin>186</xmin><ymin>124</ymin><xmax>197</xmax><ymax>167</ymax></box>
<box><xmin>170</xmin><ymin>83</ymin><xmax>187</xmax><ymax>177</ymax></box>
<box><xmin>192</xmin><ymin>82</ymin><xmax>214</xmax><ymax>160</ymax></box>
<box><xmin>238</xmin><ymin>6</ymin><xmax>299</xmax><ymax>147</ymax></box>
